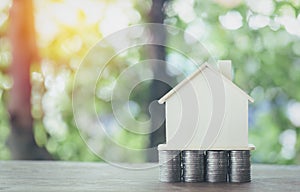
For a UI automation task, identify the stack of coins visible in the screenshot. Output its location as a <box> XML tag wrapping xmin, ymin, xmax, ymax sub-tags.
<box><xmin>206</xmin><ymin>151</ymin><xmax>228</xmax><ymax>182</ymax></box>
<box><xmin>182</xmin><ymin>150</ymin><xmax>205</xmax><ymax>182</ymax></box>
<box><xmin>229</xmin><ymin>150</ymin><xmax>251</xmax><ymax>183</ymax></box>
<box><xmin>158</xmin><ymin>150</ymin><xmax>182</xmax><ymax>182</ymax></box>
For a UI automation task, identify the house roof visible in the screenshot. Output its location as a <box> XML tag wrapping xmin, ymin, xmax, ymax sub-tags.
<box><xmin>158</xmin><ymin>63</ymin><xmax>254</xmax><ymax>104</ymax></box>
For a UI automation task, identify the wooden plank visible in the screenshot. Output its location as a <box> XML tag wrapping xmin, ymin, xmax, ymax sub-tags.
<box><xmin>0</xmin><ymin>161</ymin><xmax>299</xmax><ymax>192</ymax></box>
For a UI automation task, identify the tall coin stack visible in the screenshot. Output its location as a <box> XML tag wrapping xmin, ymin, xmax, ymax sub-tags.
<box><xmin>182</xmin><ymin>150</ymin><xmax>205</xmax><ymax>182</ymax></box>
<box><xmin>159</xmin><ymin>150</ymin><xmax>182</xmax><ymax>182</ymax></box>
<box><xmin>229</xmin><ymin>150</ymin><xmax>251</xmax><ymax>183</ymax></box>
<box><xmin>206</xmin><ymin>151</ymin><xmax>228</xmax><ymax>182</ymax></box>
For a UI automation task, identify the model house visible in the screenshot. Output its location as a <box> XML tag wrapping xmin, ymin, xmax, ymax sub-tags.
<box><xmin>158</xmin><ymin>60</ymin><xmax>254</xmax><ymax>151</ymax></box>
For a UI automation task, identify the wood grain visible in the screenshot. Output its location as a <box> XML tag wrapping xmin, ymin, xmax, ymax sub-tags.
<box><xmin>0</xmin><ymin>161</ymin><xmax>299</xmax><ymax>192</ymax></box>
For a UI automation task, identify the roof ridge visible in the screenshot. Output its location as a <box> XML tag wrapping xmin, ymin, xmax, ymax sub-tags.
<box><xmin>158</xmin><ymin>63</ymin><xmax>254</xmax><ymax>104</ymax></box>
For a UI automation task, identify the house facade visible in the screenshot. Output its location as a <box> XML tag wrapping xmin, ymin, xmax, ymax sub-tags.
<box><xmin>158</xmin><ymin>61</ymin><xmax>254</xmax><ymax>151</ymax></box>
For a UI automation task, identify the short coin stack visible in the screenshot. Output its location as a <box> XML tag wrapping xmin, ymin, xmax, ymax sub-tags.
<box><xmin>205</xmin><ymin>151</ymin><xmax>228</xmax><ymax>182</ymax></box>
<box><xmin>229</xmin><ymin>150</ymin><xmax>251</xmax><ymax>182</ymax></box>
<box><xmin>158</xmin><ymin>150</ymin><xmax>181</xmax><ymax>182</ymax></box>
<box><xmin>182</xmin><ymin>150</ymin><xmax>205</xmax><ymax>182</ymax></box>
<box><xmin>158</xmin><ymin>150</ymin><xmax>251</xmax><ymax>183</ymax></box>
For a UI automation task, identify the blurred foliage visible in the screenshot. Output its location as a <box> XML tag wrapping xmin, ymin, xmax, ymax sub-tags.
<box><xmin>0</xmin><ymin>0</ymin><xmax>300</xmax><ymax>164</ymax></box>
<box><xmin>0</xmin><ymin>0</ymin><xmax>11</xmax><ymax>160</ymax></box>
<box><xmin>173</xmin><ymin>0</ymin><xmax>300</xmax><ymax>164</ymax></box>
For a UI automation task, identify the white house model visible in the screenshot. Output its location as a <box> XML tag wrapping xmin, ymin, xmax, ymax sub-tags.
<box><xmin>158</xmin><ymin>60</ymin><xmax>255</xmax><ymax>151</ymax></box>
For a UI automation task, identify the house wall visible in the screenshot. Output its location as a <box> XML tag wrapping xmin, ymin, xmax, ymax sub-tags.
<box><xmin>159</xmin><ymin>67</ymin><xmax>249</xmax><ymax>150</ymax></box>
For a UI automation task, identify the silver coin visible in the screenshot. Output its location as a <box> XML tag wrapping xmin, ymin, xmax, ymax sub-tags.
<box><xmin>230</xmin><ymin>158</ymin><xmax>250</xmax><ymax>161</ymax></box>
<box><xmin>230</xmin><ymin>166</ymin><xmax>251</xmax><ymax>169</ymax></box>
<box><xmin>230</xmin><ymin>166</ymin><xmax>251</xmax><ymax>170</ymax></box>
<box><xmin>207</xmin><ymin>158</ymin><xmax>228</xmax><ymax>161</ymax></box>
<box><xmin>230</xmin><ymin>163</ymin><xmax>251</xmax><ymax>166</ymax></box>
<box><xmin>206</xmin><ymin>175</ymin><xmax>227</xmax><ymax>183</ymax></box>
<box><xmin>230</xmin><ymin>151</ymin><xmax>250</xmax><ymax>155</ymax></box>
<box><xmin>229</xmin><ymin>178</ymin><xmax>251</xmax><ymax>182</ymax></box>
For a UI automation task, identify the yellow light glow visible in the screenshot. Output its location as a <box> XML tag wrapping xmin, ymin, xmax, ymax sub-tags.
<box><xmin>35</xmin><ymin>0</ymin><xmax>139</xmax><ymax>51</ymax></box>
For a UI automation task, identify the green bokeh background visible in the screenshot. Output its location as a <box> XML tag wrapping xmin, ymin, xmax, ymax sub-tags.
<box><xmin>0</xmin><ymin>0</ymin><xmax>300</xmax><ymax>164</ymax></box>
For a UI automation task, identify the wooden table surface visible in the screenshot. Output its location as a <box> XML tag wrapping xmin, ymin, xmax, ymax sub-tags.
<box><xmin>0</xmin><ymin>161</ymin><xmax>299</xmax><ymax>192</ymax></box>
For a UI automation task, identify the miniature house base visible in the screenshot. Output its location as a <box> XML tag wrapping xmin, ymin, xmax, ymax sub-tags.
<box><xmin>158</xmin><ymin>144</ymin><xmax>256</xmax><ymax>151</ymax></box>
